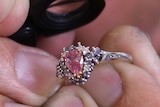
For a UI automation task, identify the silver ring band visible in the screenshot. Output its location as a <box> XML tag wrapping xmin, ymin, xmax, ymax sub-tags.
<box><xmin>56</xmin><ymin>42</ymin><xmax>132</xmax><ymax>85</ymax></box>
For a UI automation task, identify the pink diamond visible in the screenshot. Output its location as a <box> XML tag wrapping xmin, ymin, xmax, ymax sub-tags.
<box><xmin>65</xmin><ymin>49</ymin><xmax>83</xmax><ymax>75</ymax></box>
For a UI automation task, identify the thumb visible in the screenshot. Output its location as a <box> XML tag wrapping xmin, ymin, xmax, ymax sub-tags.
<box><xmin>0</xmin><ymin>37</ymin><xmax>63</xmax><ymax>106</ymax></box>
<box><xmin>0</xmin><ymin>0</ymin><xmax>15</xmax><ymax>22</ymax></box>
<box><xmin>112</xmin><ymin>62</ymin><xmax>160</xmax><ymax>107</ymax></box>
<box><xmin>0</xmin><ymin>0</ymin><xmax>29</xmax><ymax>36</ymax></box>
<box><xmin>43</xmin><ymin>85</ymin><xmax>98</xmax><ymax>107</ymax></box>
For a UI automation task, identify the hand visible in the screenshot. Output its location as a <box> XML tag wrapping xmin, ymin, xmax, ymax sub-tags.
<box><xmin>99</xmin><ymin>26</ymin><xmax>160</xmax><ymax>107</ymax></box>
<box><xmin>43</xmin><ymin>26</ymin><xmax>160</xmax><ymax>107</ymax></box>
<box><xmin>0</xmin><ymin>0</ymin><xmax>64</xmax><ymax>106</ymax></box>
<box><xmin>0</xmin><ymin>0</ymin><xmax>160</xmax><ymax>107</ymax></box>
<box><xmin>0</xmin><ymin>0</ymin><xmax>92</xmax><ymax>107</ymax></box>
<box><xmin>0</xmin><ymin>0</ymin><xmax>29</xmax><ymax>36</ymax></box>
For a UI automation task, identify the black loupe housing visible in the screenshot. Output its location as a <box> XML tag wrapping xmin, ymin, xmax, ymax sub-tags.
<box><xmin>9</xmin><ymin>0</ymin><xmax>105</xmax><ymax>46</ymax></box>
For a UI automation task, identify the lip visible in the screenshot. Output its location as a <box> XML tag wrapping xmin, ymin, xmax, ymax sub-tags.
<box><xmin>48</xmin><ymin>0</ymin><xmax>85</xmax><ymax>8</ymax></box>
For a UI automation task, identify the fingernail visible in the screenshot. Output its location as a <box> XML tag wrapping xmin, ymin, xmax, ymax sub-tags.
<box><xmin>15</xmin><ymin>48</ymin><xmax>62</xmax><ymax>97</ymax></box>
<box><xmin>0</xmin><ymin>0</ymin><xmax>15</xmax><ymax>22</ymax></box>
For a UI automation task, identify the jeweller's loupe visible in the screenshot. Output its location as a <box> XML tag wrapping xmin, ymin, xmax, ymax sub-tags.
<box><xmin>9</xmin><ymin>0</ymin><xmax>105</xmax><ymax>46</ymax></box>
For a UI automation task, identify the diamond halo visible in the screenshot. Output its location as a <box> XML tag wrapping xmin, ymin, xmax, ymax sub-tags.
<box><xmin>56</xmin><ymin>42</ymin><xmax>132</xmax><ymax>85</ymax></box>
<box><xmin>56</xmin><ymin>42</ymin><xmax>95</xmax><ymax>85</ymax></box>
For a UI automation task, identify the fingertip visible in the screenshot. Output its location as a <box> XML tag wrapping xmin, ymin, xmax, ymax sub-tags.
<box><xmin>112</xmin><ymin>61</ymin><xmax>160</xmax><ymax>107</ymax></box>
<box><xmin>0</xmin><ymin>0</ymin><xmax>29</xmax><ymax>36</ymax></box>
<box><xmin>0</xmin><ymin>38</ymin><xmax>63</xmax><ymax>106</ymax></box>
<box><xmin>5</xmin><ymin>102</ymin><xmax>32</xmax><ymax>107</ymax></box>
<box><xmin>99</xmin><ymin>25</ymin><xmax>150</xmax><ymax>52</ymax></box>
<box><xmin>0</xmin><ymin>0</ymin><xmax>16</xmax><ymax>23</ymax></box>
<box><xmin>82</xmin><ymin>64</ymin><xmax>122</xmax><ymax>107</ymax></box>
<box><xmin>99</xmin><ymin>25</ymin><xmax>160</xmax><ymax>79</ymax></box>
<box><xmin>43</xmin><ymin>85</ymin><xmax>98</xmax><ymax>107</ymax></box>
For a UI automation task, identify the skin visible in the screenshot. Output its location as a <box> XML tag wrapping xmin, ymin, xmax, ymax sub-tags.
<box><xmin>0</xmin><ymin>0</ymin><xmax>160</xmax><ymax>107</ymax></box>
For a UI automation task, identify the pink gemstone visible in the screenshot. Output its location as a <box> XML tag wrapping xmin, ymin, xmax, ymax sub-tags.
<box><xmin>65</xmin><ymin>49</ymin><xmax>83</xmax><ymax>75</ymax></box>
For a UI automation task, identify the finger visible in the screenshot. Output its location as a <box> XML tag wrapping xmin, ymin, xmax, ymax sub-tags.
<box><xmin>0</xmin><ymin>0</ymin><xmax>15</xmax><ymax>22</ymax></box>
<box><xmin>0</xmin><ymin>0</ymin><xmax>29</xmax><ymax>36</ymax></box>
<box><xmin>0</xmin><ymin>96</ymin><xmax>32</xmax><ymax>107</ymax></box>
<box><xmin>43</xmin><ymin>85</ymin><xmax>98</xmax><ymax>107</ymax></box>
<box><xmin>82</xmin><ymin>64</ymin><xmax>122</xmax><ymax>107</ymax></box>
<box><xmin>5</xmin><ymin>102</ymin><xmax>32</xmax><ymax>107</ymax></box>
<box><xmin>0</xmin><ymin>94</ymin><xmax>34</xmax><ymax>107</ymax></box>
<box><xmin>99</xmin><ymin>25</ymin><xmax>160</xmax><ymax>83</ymax></box>
<box><xmin>0</xmin><ymin>37</ymin><xmax>63</xmax><ymax>106</ymax></box>
<box><xmin>0</xmin><ymin>94</ymin><xmax>6</xmax><ymax>107</ymax></box>
<box><xmin>37</xmin><ymin>31</ymin><xmax>75</xmax><ymax>58</ymax></box>
<box><xmin>112</xmin><ymin>62</ymin><xmax>160</xmax><ymax>107</ymax></box>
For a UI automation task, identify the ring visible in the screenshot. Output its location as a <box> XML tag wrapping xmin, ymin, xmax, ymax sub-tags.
<box><xmin>56</xmin><ymin>42</ymin><xmax>132</xmax><ymax>85</ymax></box>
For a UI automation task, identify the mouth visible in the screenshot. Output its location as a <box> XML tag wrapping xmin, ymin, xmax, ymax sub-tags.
<box><xmin>47</xmin><ymin>0</ymin><xmax>86</xmax><ymax>14</ymax></box>
<box><xmin>48</xmin><ymin>0</ymin><xmax>85</xmax><ymax>7</ymax></box>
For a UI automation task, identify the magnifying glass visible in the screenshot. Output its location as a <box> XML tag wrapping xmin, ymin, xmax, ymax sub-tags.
<box><xmin>9</xmin><ymin>0</ymin><xmax>105</xmax><ymax>46</ymax></box>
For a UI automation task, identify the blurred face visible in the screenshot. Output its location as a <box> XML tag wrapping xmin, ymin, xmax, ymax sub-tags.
<box><xmin>47</xmin><ymin>0</ymin><xmax>86</xmax><ymax>14</ymax></box>
<box><xmin>1</xmin><ymin>0</ymin><xmax>160</xmax><ymax>55</ymax></box>
<box><xmin>37</xmin><ymin>0</ymin><xmax>160</xmax><ymax>56</ymax></box>
<box><xmin>75</xmin><ymin>0</ymin><xmax>160</xmax><ymax>54</ymax></box>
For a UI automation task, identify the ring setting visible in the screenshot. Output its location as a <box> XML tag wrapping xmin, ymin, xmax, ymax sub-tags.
<box><xmin>56</xmin><ymin>42</ymin><xmax>132</xmax><ymax>85</ymax></box>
